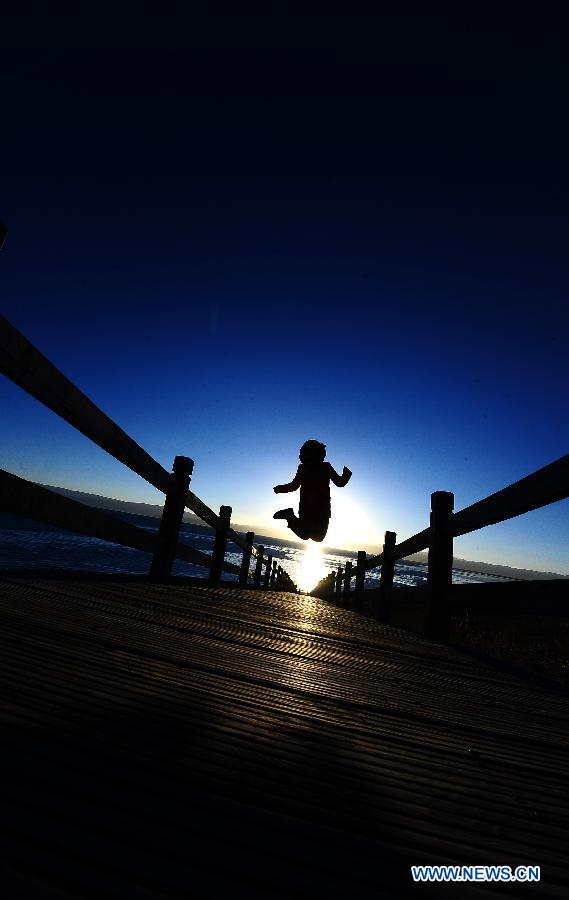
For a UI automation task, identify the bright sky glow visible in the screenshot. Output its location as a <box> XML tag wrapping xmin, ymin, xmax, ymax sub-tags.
<box><xmin>2</xmin><ymin>34</ymin><xmax>568</xmax><ymax>577</ymax></box>
<box><xmin>324</xmin><ymin>490</ymin><xmax>380</xmax><ymax>551</ymax></box>
<box><xmin>295</xmin><ymin>543</ymin><xmax>327</xmax><ymax>593</ymax></box>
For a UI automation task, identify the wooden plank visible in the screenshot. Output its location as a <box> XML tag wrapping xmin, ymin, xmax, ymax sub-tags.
<box><xmin>0</xmin><ymin>578</ymin><xmax>568</xmax><ymax>899</ymax></box>
<box><xmin>452</xmin><ymin>454</ymin><xmax>569</xmax><ymax>537</ymax></box>
<box><xmin>0</xmin><ymin>314</ymin><xmax>171</xmax><ymax>494</ymax></box>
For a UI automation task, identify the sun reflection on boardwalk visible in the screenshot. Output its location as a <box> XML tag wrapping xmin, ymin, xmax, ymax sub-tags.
<box><xmin>296</xmin><ymin>543</ymin><xmax>327</xmax><ymax>593</ymax></box>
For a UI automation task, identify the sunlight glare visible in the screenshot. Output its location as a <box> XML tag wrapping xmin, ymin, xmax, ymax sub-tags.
<box><xmin>326</xmin><ymin>490</ymin><xmax>378</xmax><ymax>549</ymax></box>
<box><xmin>296</xmin><ymin>542</ymin><xmax>326</xmax><ymax>593</ymax></box>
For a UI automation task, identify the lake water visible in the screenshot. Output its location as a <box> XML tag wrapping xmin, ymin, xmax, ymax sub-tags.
<box><xmin>0</xmin><ymin>514</ymin><xmax>512</xmax><ymax>593</ymax></box>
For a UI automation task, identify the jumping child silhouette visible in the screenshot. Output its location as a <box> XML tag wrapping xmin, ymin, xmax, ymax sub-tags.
<box><xmin>273</xmin><ymin>440</ymin><xmax>352</xmax><ymax>542</ymax></box>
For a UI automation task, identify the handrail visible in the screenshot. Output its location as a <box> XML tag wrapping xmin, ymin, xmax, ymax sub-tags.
<box><xmin>393</xmin><ymin>527</ymin><xmax>431</xmax><ymax>561</ymax></box>
<box><xmin>314</xmin><ymin>455</ymin><xmax>568</xmax><ymax>641</ymax></box>
<box><xmin>0</xmin><ymin>315</ymin><xmax>171</xmax><ymax>494</ymax></box>
<box><xmin>0</xmin><ymin>315</ymin><xmax>294</xmax><ymax>589</ymax></box>
<box><xmin>451</xmin><ymin>454</ymin><xmax>569</xmax><ymax>536</ymax></box>
<box><xmin>0</xmin><ymin>315</ymin><xmax>256</xmax><ymax>557</ymax></box>
<box><xmin>340</xmin><ymin>525</ymin><xmax>432</xmax><ymax>582</ymax></box>
<box><xmin>184</xmin><ymin>488</ymin><xmax>255</xmax><ymax>555</ymax></box>
<box><xmin>362</xmin><ymin>551</ymin><xmax>383</xmax><ymax>571</ymax></box>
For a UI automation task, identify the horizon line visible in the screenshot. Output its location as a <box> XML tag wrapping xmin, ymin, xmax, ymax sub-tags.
<box><xmin>27</xmin><ymin>481</ymin><xmax>569</xmax><ymax>581</ymax></box>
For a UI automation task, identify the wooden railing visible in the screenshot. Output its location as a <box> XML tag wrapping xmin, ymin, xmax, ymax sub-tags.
<box><xmin>0</xmin><ymin>315</ymin><xmax>296</xmax><ymax>592</ymax></box>
<box><xmin>312</xmin><ymin>456</ymin><xmax>569</xmax><ymax>641</ymax></box>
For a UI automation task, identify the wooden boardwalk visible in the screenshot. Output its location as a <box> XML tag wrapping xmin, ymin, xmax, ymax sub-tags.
<box><xmin>1</xmin><ymin>577</ymin><xmax>568</xmax><ymax>898</ymax></box>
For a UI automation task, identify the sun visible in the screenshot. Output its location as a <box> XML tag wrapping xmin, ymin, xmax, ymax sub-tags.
<box><xmin>325</xmin><ymin>491</ymin><xmax>377</xmax><ymax>550</ymax></box>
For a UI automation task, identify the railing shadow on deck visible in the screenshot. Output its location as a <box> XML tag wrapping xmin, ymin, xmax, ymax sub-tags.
<box><xmin>0</xmin><ymin>315</ymin><xmax>296</xmax><ymax>592</ymax></box>
<box><xmin>312</xmin><ymin>452</ymin><xmax>569</xmax><ymax>680</ymax></box>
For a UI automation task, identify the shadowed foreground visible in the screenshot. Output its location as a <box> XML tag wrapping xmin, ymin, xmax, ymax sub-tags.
<box><xmin>1</xmin><ymin>577</ymin><xmax>568</xmax><ymax>898</ymax></box>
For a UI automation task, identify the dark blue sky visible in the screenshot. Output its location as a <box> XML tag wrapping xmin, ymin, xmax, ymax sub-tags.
<box><xmin>2</xmin><ymin>6</ymin><xmax>568</xmax><ymax>570</ymax></box>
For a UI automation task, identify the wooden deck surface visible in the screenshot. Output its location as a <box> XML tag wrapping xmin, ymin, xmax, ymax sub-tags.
<box><xmin>1</xmin><ymin>576</ymin><xmax>568</xmax><ymax>898</ymax></box>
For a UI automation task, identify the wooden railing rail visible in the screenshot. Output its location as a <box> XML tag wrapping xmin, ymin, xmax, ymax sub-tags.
<box><xmin>0</xmin><ymin>315</ymin><xmax>172</xmax><ymax>494</ymax></box>
<box><xmin>0</xmin><ymin>315</ymin><xmax>257</xmax><ymax>556</ymax></box>
<box><xmin>0</xmin><ymin>316</ymin><xmax>295</xmax><ymax>590</ymax></box>
<box><xmin>313</xmin><ymin>455</ymin><xmax>569</xmax><ymax>641</ymax></box>
<box><xmin>451</xmin><ymin>455</ymin><xmax>569</xmax><ymax>536</ymax></box>
<box><xmin>185</xmin><ymin>488</ymin><xmax>255</xmax><ymax>555</ymax></box>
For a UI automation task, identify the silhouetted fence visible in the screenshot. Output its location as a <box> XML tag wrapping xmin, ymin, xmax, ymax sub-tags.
<box><xmin>313</xmin><ymin>458</ymin><xmax>569</xmax><ymax>641</ymax></box>
<box><xmin>0</xmin><ymin>316</ymin><xmax>296</xmax><ymax>591</ymax></box>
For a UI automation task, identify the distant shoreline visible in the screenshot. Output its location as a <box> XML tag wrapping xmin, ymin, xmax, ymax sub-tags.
<box><xmin>2</xmin><ymin>483</ymin><xmax>567</xmax><ymax>583</ymax></box>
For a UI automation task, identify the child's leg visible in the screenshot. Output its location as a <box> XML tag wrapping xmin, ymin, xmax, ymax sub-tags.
<box><xmin>285</xmin><ymin>512</ymin><xmax>312</xmax><ymax>541</ymax></box>
<box><xmin>293</xmin><ymin>510</ymin><xmax>330</xmax><ymax>542</ymax></box>
<box><xmin>310</xmin><ymin>516</ymin><xmax>330</xmax><ymax>543</ymax></box>
<box><xmin>274</xmin><ymin>508</ymin><xmax>328</xmax><ymax>542</ymax></box>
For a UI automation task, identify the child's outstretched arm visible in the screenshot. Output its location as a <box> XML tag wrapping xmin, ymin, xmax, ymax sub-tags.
<box><xmin>329</xmin><ymin>465</ymin><xmax>352</xmax><ymax>487</ymax></box>
<box><xmin>274</xmin><ymin>466</ymin><xmax>302</xmax><ymax>493</ymax></box>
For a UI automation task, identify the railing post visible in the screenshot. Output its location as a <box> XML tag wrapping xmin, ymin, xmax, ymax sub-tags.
<box><xmin>254</xmin><ymin>546</ymin><xmax>264</xmax><ymax>588</ymax></box>
<box><xmin>264</xmin><ymin>554</ymin><xmax>273</xmax><ymax>589</ymax></box>
<box><xmin>209</xmin><ymin>505</ymin><xmax>232</xmax><ymax>585</ymax></box>
<box><xmin>239</xmin><ymin>531</ymin><xmax>254</xmax><ymax>586</ymax></box>
<box><xmin>149</xmin><ymin>455</ymin><xmax>194</xmax><ymax>583</ymax></box>
<box><xmin>378</xmin><ymin>531</ymin><xmax>397</xmax><ymax>623</ymax></box>
<box><xmin>329</xmin><ymin>572</ymin><xmax>335</xmax><ymax>598</ymax></box>
<box><xmin>355</xmin><ymin>550</ymin><xmax>366</xmax><ymax>610</ymax></box>
<box><xmin>335</xmin><ymin>566</ymin><xmax>343</xmax><ymax>604</ymax></box>
<box><xmin>343</xmin><ymin>560</ymin><xmax>352</xmax><ymax>606</ymax></box>
<box><xmin>426</xmin><ymin>491</ymin><xmax>454</xmax><ymax>641</ymax></box>
<box><xmin>270</xmin><ymin>559</ymin><xmax>278</xmax><ymax>590</ymax></box>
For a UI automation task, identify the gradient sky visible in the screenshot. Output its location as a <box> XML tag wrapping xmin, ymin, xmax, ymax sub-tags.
<box><xmin>2</xmin><ymin>8</ymin><xmax>568</xmax><ymax>572</ymax></box>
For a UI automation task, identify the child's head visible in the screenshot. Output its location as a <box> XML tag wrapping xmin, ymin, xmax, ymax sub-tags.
<box><xmin>299</xmin><ymin>439</ymin><xmax>326</xmax><ymax>464</ymax></box>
